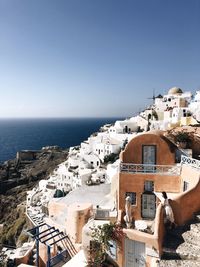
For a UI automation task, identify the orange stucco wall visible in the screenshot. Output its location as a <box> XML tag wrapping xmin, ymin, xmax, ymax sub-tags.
<box><xmin>15</xmin><ymin>243</ymin><xmax>35</xmax><ymax>266</ymax></box>
<box><xmin>118</xmin><ymin>172</ymin><xmax>180</xmax><ymax>220</ymax></box>
<box><xmin>121</xmin><ymin>132</ymin><xmax>176</xmax><ymax>165</ymax></box>
<box><xmin>39</xmin><ymin>243</ymin><xmax>48</xmax><ymax>267</ymax></box>
<box><xmin>171</xmin><ymin>165</ymin><xmax>200</xmax><ymax>225</ymax></box>
<box><xmin>48</xmin><ymin>201</ymin><xmax>67</xmax><ymax>217</ymax></box>
<box><xmin>48</xmin><ymin>201</ymin><xmax>92</xmax><ymax>244</ymax></box>
<box><xmin>67</xmin><ymin>203</ymin><xmax>92</xmax><ymax>244</ymax></box>
<box><xmin>181</xmin><ymin>164</ymin><xmax>200</xmax><ymax>190</ymax></box>
<box><xmin>117</xmin><ymin>204</ymin><xmax>165</xmax><ymax>267</ymax></box>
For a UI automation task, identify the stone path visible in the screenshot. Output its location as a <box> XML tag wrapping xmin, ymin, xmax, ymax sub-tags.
<box><xmin>159</xmin><ymin>213</ymin><xmax>200</xmax><ymax>267</ymax></box>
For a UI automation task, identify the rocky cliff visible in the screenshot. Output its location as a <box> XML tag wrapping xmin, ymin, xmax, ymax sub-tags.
<box><xmin>0</xmin><ymin>147</ymin><xmax>68</xmax><ymax>246</ymax></box>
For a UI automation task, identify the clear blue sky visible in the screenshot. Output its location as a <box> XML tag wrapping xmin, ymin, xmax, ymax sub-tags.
<box><xmin>0</xmin><ymin>0</ymin><xmax>199</xmax><ymax>118</ymax></box>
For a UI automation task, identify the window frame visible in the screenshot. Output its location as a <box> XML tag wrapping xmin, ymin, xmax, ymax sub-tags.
<box><xmin>183</xmin><ymin>181</ymin><xmax>189</xmax><ymax>192</ymax></box>
<box><xmin>125</xmin><ymin>192</ymin><xmax>137</xmax><ymax>206</ymax></box>
<box><xmin>142</xmin><ymin>145</ymin><xmax>157</xmax><ymax>165</ymax></box>
<box><xmin>144</xmin><ymin>180</ymin><xmax>154</xmax><ymax>192</ymax></box>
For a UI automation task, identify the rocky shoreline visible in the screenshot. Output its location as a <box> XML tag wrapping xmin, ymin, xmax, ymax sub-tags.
<box><xmin>0</xmin><ymin>147</ymin><xmax>68</xmax><ymax>194</ymax></box>
<box><xmin>0</xmin><ymin>147</ymin><xmax>68</xmax><ymax>246</ymax></box>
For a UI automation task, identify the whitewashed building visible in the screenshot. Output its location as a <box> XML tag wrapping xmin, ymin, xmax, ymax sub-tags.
<box><xmin>189</xmin><ymin>91</ymin><xmax>200</xmax><ymax>122</ymax></box>
<box><xmin>106</xmin><ymin>159</ymin><xmax>120</xmax><ymax>183</ymax></box>
<box><xmin>94</xmin><ymin>137</ymin><xmax>121</xmax><ymax>162</ymax></box>
<box><xmin>82</xmin><ymin>152</ymin><xmax>100</xmax><ymax>168</ymax></box>
<box><xmin>154</xmin><ymin>87</ymin><xmax>192</xmax><ymax>120</ymax></box>
<box><xmin>109</xmin><ymin>119</ymin><xmax>138</xmax><ymax>134</ymax></box>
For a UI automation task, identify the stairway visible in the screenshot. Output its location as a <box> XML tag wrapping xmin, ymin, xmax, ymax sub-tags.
<box><xmin>159</xmin><ymin>213</ymin><xmax>200</xmax><ymax>266</ymax></box>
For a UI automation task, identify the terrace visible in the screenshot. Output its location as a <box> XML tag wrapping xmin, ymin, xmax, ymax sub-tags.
<box><xmin>120</xmin><ymin>163</ymin><xmax>180</xmax><ymax>175</ymax></box>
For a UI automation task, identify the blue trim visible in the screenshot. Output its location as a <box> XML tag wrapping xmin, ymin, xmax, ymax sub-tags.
<box><xmin>36</xmin><ymin>226</ymin><xmax>39</xmax><ymax>267</ymax></box>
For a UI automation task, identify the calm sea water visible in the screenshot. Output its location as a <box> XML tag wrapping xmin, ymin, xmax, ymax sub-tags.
<box><xmin>0</xmin><ymin>118</ymin><xmax>119</xmax><ymax>163</ymax></box>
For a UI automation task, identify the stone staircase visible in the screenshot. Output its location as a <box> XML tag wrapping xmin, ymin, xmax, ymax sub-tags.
<box><xmin>159</xmin><ymin>213</ymin><xmax>200</xmax><ymax>266</ymax></box>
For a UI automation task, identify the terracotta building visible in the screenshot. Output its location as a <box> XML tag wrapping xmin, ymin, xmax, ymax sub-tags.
<box><xmin>115</xmin><ymin>130</ymin><xmax>200</xmax><ymax>267</ymax></box>
<box><xmin>118</xmin><ymin>131</ymin><xmax>180</xmax><ymax>222</ymax></box>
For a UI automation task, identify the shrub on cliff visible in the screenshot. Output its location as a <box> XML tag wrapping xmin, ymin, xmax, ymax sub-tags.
<box><xmin>1</xmin><ymin>214</ymin><xmax>26</xmax><ymax>246</ymax></box>
<box><xmin>104</xmin><ymin>153</ymin><xmax>119</xmax><ymax>164</ymax></box>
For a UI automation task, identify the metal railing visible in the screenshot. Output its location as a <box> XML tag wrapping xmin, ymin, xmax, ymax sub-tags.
<box><xmin>181</xmin><ymin>155</ymin><xmax>200</xmax><ymax>169</ymax></box>
<box><xmin>50</xmin><ymin>249</ymin><xmax>69</xmax><ymax>266</ymax></box>
<box><xmin>120</xmin><ymin>163</ymin><xmax>180</xmax><ymax>175</ymax></box>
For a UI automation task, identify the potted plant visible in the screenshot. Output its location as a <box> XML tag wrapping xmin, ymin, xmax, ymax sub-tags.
<box><xmin>175</xmin><ymin>132</ymin><xmax>190</xmax><ymax>149</ymax></box>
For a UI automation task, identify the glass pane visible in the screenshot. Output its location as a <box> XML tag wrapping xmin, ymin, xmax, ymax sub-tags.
<box><xmin>143</xmin><ymin>145</ymin><xmax>156</xmax><ymax>165</ymax></box>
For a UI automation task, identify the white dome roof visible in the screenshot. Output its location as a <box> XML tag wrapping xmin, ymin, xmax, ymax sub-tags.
<box><xmin>168</xmin><ymin>87</ymin><xmax>183</xmax><ymax>95</ymax></box>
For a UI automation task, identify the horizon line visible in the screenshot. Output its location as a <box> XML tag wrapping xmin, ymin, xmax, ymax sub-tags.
<box><xmin>0</xmin><ymin>116</ymin><xmax>127</xmax><ymax>119</ymax></box>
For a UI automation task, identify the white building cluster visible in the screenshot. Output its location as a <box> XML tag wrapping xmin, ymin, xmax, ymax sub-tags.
<box><xmin>26</xmin><ymin>86</ymin><xmax>200</xmax><ymax>213</ymax></box>
<box><xmin>26</xmin><ymin>121</ymin><xmax>139</xmax><ymax>211</ymax></box>
<box><xmin>26</xmin><ymin>86</ymin><xmax>200</xmax><ymax>211</ymax></box>
<box><xmin>141</xmin><ymin>87</ymin><xmax>200</xmax><ymax>131</ymax></box>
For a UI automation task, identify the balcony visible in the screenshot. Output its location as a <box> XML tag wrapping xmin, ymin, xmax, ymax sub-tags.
<box><xmin>120</xmin><ymin>162</ymin><xmax>180</xmax><ymax>175</ymax></box>
<box><xmin>181</xmin><ymin>155</ymin><xmax>200</xmax><ymax>169</ymax></box>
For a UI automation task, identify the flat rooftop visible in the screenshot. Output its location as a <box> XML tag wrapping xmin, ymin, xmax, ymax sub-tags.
<box><xmin>50</xmin><ymin>184</ymin><xmax>112</xmax><ymax>208</ymax></box>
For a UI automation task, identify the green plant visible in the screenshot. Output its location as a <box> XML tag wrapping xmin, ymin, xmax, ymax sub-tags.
<box><xmin>89</xmin><ymin>223</ymin><xmax>124</xmax><ymax>266</ymax></box>
<box><xmin>104</xmin><ymin>153</ymin><xmax>119</xmax><ymax>164</ymax></box>
<box><xmin>175</xmin><ymin>132</ymin><xmax>190</xmax><ymax>143</ymax></box>
<box><xmin>122</xmin><ymin>139</ymin><xmax>128</xmax><ymax>150</ymax></box>
<box><xmin>53</xmin><ymin>189</ymin><xmax>66</xmax><ymax>198</ymax></box>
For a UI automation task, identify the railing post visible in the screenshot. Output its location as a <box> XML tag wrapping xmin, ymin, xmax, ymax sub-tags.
<box><xmin>36</xmin><ymin>226</ymin><xmax>39</xmax><ymax>267</ymax></box>
<box><xmin>46</xmin><ymin>245</ymin><xmax>51</xmax><ymax>267</ymax></box>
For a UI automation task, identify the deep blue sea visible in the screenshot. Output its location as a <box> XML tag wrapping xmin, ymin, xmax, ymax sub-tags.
<box><xmin>0</xmin><ymin>118</ymin><xmax>119</xmax><ymax>163</ymax></box>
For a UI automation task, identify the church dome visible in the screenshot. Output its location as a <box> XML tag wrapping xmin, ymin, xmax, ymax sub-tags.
<box><xmin>168</xmin><ymin>87</ymin><xmax>183</xmax><ymax>95</ymax></box>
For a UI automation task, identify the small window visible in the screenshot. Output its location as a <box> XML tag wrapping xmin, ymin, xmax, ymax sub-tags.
<box><xmin>144</xmin><ymin>181</ymin><xmax>154</xmax><ymax>192</ymax></box>
<box><xmin>183</xmin><ymin>181</ymin><xmax>189</xmax><ymax>192</ymax></box>
<box><xmin>107</xmin><ymin>240</ymin><xmax>117</xmax><ymax>260</ymax></box>
<box><xmin>125</xmin><ymin>192</ymin><xmax>136</xmax><ymax>205</ymax></box>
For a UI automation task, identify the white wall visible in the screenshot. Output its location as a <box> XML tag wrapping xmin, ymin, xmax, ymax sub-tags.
<box><xmin>106</xmin><ymin>160</ymin><xmax>119</xmax><ymax>183</ymax></box>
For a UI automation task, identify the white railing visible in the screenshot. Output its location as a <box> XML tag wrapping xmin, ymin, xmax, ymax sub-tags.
<box><xmin>94</xmin><ymin>208</ymin><xmax>110</xmax><ymax>219</ymax></box>
<box><xmin>120</xmin><ymin>163</ymin><xmax>180</xmax><ymax>175</ymax></box>
<box><xmin>181</xmin><ymin>155</ymin><xmax>200</xmax><ymax>169</ymax></box>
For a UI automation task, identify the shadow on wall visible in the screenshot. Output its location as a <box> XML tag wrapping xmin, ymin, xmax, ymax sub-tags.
<box><xmin>171</xmin><ymin>181</ymin><xmax>200</xmax><ymax>225</ymax></box>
